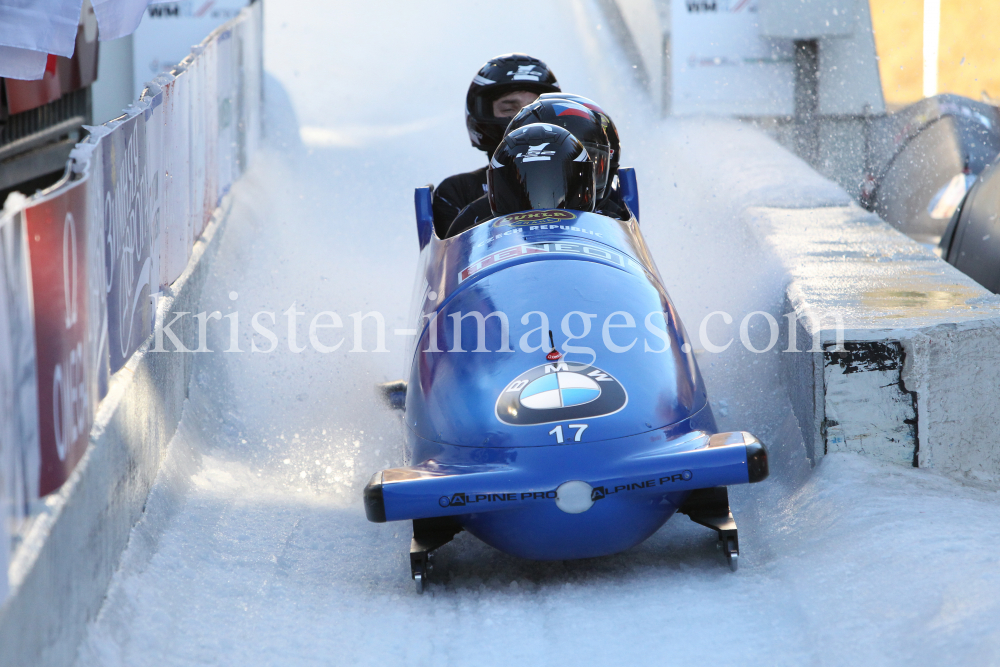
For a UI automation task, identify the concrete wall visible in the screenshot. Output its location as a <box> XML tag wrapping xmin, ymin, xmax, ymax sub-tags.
<box><xmin>750</xmin><ymin>203</ymin><xmax>1000</xmax><ymax>481</ymax></box>
<box><xmin>0</xmin><ymin>201</ymin><xmax>230</xmax><ymax>667</ymax></box>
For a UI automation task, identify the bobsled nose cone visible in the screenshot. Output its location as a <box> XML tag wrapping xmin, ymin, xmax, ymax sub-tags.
<box><xmin>746</xmin><ymin>440</ymin><xmax>769</xmax><ymax>483</ymax></box>
<box><xmin>364</xmin><ymin>472</ymin><xmax>386</xmax><ymax>523</ymax></box>
<box><xmin>555</xmin><ymin>480</ymin><xmax>595</xmax><ymax>514</ymax></box>
<box><xmin>708</xmin><ymin>431</ymin><xmax>769</xmax><ymax>483</ymax></box>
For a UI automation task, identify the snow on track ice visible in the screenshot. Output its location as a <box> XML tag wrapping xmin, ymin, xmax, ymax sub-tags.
<box><xmin>74</xmin><ymin>1</ymin><xmax>1000</xmax><ymax>665</ymax></box>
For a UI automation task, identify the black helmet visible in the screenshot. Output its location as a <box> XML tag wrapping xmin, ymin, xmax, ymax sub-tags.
<box><xmin>466</xmin><ymin>54</ymin><xmax>561</xmax><ymax>155</ymax></box>
<box><xmin>488</xmin><ymin>123</ymin><xmax>596</xmax><ymax>216</ymax></box>
<box><xmin>507</xmin><ymin>98</ymin><xmax>611</xmax><ymax>198</ymax></box>
<box><xmin>538</xmin><ymin>93</ymin><xmax>620</xmax><ymax>179</ymax></box>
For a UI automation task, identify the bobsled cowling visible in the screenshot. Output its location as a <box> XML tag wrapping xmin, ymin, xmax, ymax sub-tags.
<box><xmin>406</xmin><ymin>211</ymin><xmax>704</xmax><ymax>447</ymax></box>
<box><xmin>368</xmin><ymin>207</ymin><xmax>768</xmax><ymax>563</ymax></box>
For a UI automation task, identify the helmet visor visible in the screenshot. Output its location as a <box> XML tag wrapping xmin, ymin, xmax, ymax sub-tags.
<box><xmin>582</xmin><ymin>143</ymin><xmax>610</xmax><ymax>196</ymax></box>
<box><xmin>489</xmin><ymin>158</ymin><xmax>595</xmax><ymax>215</ymax></box>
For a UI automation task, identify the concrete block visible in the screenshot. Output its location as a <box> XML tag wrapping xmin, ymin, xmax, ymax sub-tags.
<box><xmin>748</xmin><ymin>202</ymin><xmax>1000</xmax><ymax>480</ymax></box>
<box><xmin>823</xmin><ymin>341</ymin><xmax>917</xmax><ymax>466</ymax></box>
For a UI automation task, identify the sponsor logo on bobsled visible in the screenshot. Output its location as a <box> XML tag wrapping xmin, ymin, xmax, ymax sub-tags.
<box><xmin>439</xmin><ymin>490</ymin><xmax>556</xmax><ymax>507</ymax></box>
<box><xmin>436</xmin><ymin>472</ymin><xmax>692</xmax><ymax>510</ymax></box>
<box><xmin>590</xmin><ymin>471</ymin><xmax>693</xmax><ymax>501</ymax></box>
<box><xmin>493</xmin><ymin>210</ymin><xmax>577</xmax><ymax>227</ymax></box>
<box><xmin>496</xmin><ymin>362</ymin><xmax>628</xmax><ymax>426</ymax></box>
<box><xmin>458</xmin><ymin>240</ymin><xmax>642</xmax><ymax>283</ymax></box>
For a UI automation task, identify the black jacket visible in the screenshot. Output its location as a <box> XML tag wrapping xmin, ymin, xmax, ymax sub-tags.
<box><xmin>596</xmin><ymin>193</ymin><xmax>629</xmax><ymax>221</ymax></box>
<box><xmin>446</xmin><ymin>196</ymin><xmax>494</xmax><ymax>237</ymax></box>
<box><xmin>432</xmin><ymin>166</ymin><xmax>488</xmax><ymax>238</ymax></box>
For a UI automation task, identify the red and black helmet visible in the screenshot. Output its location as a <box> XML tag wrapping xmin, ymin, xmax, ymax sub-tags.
<box><xmin>488</xmin><ymin>123</ymin><xmax>596</xmax><ymax>216</ymax></box>
<box><xmin>538</xmin><ymin>92</ymin><xmax>620</xmax><ymax>180</ymax></box>
<box><xmin>507</xmin><ymin>98</ymin><xmax>611</xmax><ymax>198</ymax></box>
<box><xmin>466</xmin><ymin>53</ymin><xmax>560</xmax><ymax>155</ymax></box>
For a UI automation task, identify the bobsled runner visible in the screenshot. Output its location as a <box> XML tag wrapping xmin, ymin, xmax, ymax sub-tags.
<box><xmin>365</xmin><ymin>175</ymin><xmax>768</xmax><ymax>592</ymax></box>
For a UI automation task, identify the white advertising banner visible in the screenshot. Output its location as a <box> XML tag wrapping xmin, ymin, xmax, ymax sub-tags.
<box><xmin>186</xmin><ymin>49</ymin><xmax>209</xmax><ymax>239</ymax></box>
<box><xmin>139</xmin><ymin>84</ymin><xmax>165</xmax><ymax>291</ymax></box>
<box><xmin>237</xmin><ymin>7</ymin><xmax>262</xmax><ymax>167</ymax></box>
<box><xmin>0</xmin><ymin>205</ymin><xmax>41</xmax><ymax>603</ymax></box>
<box><xmin>70</xmin><ymin>130</ymin><xmax>112</xmax><ymax>406</ymax></box>
<box><xmin>156</xmin><ymin>70</ymin><xmax>194</xmax><ymax>286</ymax></box>
<box><xmin>199</xmin><ymin>36</ymin><xmax>220</xmax><ymax>228</ymax></box>
<box><xmin>669</xmin><ymin>0</ymin><xmax>795</xmax><ymax>116</ymax></box>
<box><xmin>215</xmin><ymin>27</ymin><xmax>235</xmax><ymax>202</ymax></box>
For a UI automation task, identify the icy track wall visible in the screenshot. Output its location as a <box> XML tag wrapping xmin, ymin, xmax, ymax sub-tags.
<box><xmin>0</xmin><ymin>4</ymin><xmax>262</xmax><ymax>665</ymax></box>
<box><xmin>605</xmin><ymin>0</ymin><xmax>1000</xmax><ymax>482</ymax></box>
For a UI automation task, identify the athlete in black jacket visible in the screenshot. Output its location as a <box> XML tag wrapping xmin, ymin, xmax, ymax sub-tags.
<box><xmin>432</xmin><ymin>167</ymin><xmax>488</xmax><ymax>237</ymax></box>
<box><xmin>431</xmin><ymin>54</ymin><xmax>560</xmax><ymax>237</ymax></box>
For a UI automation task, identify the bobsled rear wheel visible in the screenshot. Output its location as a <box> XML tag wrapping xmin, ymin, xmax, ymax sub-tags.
<box><xmin>680</xmin><ymin>486</ymin><xmax>741</xmax><ymax>572</ymax></box>
<box><xmin>725</xmin><ymin>537</ymin><xmax>738</xmax><ymax>572</ymax></box>
<box><xmin>410</xmin><ymin>552</ymin><xmax>430</xmax><ymax>595</ymax></box>
<box><xmin>409</xmin><ymin>517</ymin><xmax>462</xmax><ymax>594</ymax></box>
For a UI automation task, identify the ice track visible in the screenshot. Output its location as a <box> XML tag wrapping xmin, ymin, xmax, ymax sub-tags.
<box><xmin>73</xmin><ymin>1</ymin><xmax>1000</xmax><ymax>665</ymax></box>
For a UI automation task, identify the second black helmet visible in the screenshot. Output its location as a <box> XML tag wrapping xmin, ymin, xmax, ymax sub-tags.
<box><xmin>488</xmin><ymin>123</ymin><xmax>596</xmax><ymax>216</ymax></box>
<box><xmin>507</xmin><ymin>97</ymin><xmax>611</xmax><ymax>198</ymax></box>
<box><xmin>537</xmin><ymin>92</ymin><xmax>621</xmax><ymax>182</ymax></box>
<box><xmin>466</xmin><ymin>54</ymin><xmax>561</xmax><ymax>155</ymax></box>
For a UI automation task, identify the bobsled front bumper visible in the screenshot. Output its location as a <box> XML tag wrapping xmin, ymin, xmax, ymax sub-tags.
<box><xmin>364</xmin><ymin>430</ymin><xmax>767</xmax><ymax>524</ymax></box>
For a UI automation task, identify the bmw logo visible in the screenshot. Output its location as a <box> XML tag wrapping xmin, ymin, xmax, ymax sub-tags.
<box><xmin>495</xmin><ymin>362</ymin><xmax>628</xmax><ymax>426</ymax></box>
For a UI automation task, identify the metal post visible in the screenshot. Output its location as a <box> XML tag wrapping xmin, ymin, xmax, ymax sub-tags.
<box><xmin>794</xmin><ymin>39</ymin><xmax>820</xmax><ymax>165</ymax></box>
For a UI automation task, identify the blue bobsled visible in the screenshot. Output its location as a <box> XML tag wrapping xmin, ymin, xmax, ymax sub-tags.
<box><xmin>366</xmin><ymin>176</ymin><xmax>767</xmax><ymax>591</ymax></box>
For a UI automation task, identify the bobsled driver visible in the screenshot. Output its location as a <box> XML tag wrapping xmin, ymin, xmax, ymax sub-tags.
<box><xmin>431</xmin><ymin>54</ymin><xmax>561</xmax><ymax>236</ymax></box>
<box><xmin>447</xmin><ymin>96</ymin><xmax>621</xmax><ymax>236</ymax></box>
<box><xmin>486</xmin><ymin>123</ymin><xmax>596</xmax><ymax>220</ymax></box>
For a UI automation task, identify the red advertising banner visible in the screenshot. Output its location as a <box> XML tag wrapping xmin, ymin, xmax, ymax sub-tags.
<box><xmin>25</xmin><ymin>182</ymin><xmax>93</xmax><ymax>496</ymax></box>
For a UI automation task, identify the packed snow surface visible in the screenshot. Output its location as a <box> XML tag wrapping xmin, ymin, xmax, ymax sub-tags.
<box><xmin>73</xmin><ymin>0</ymin><xmax>1000</xmax><ymax>665</ymax></box>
